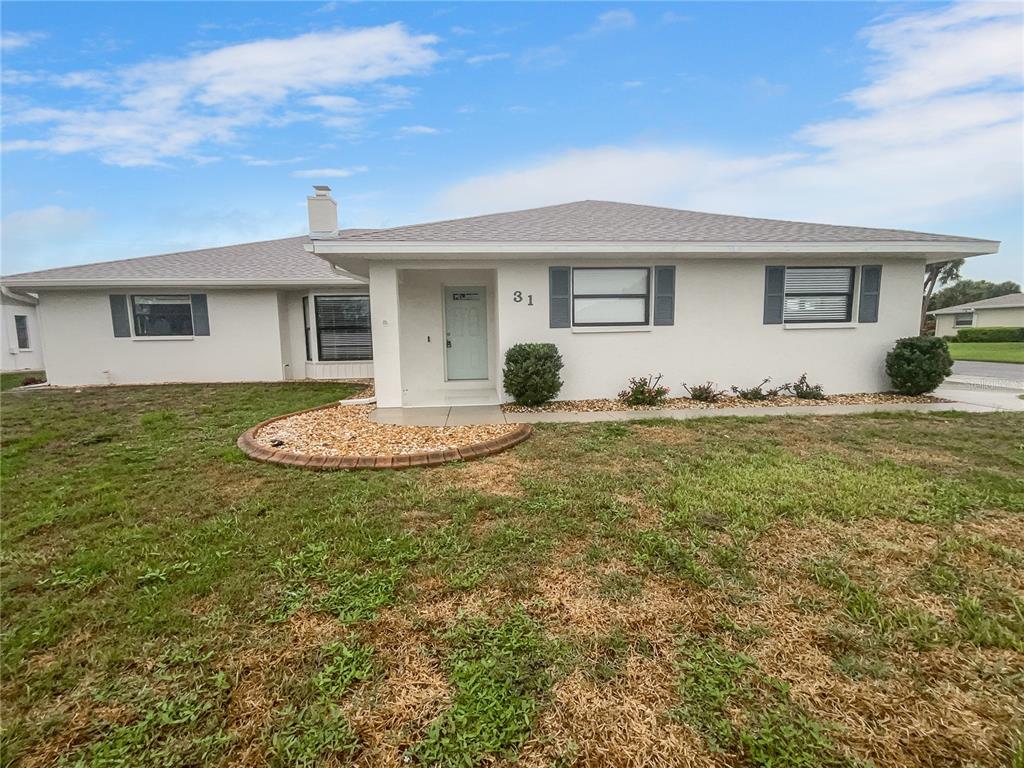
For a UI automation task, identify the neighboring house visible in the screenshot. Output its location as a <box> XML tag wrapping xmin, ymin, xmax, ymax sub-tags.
<box><xmin>930</xmin><ymin>292</ymin><xmax>1024</xmax><ymax>337</ymax></box>
<box><xmin>0</xmin><ymin>187</ymin><xmax>999</xmax><ymax>398</ymax></box>
<box><xmin>1</xmin><ymin>289</ymin><xmax>45</xmax><ymax>372</ymax></box>
<box><xmin>0</xmin><ymin>237</ymin><xmax>370</xmax><ymax>386</ymax></box>
<box><xmin>306</xmin><ymin>189</ymin><xmax>998</xmax><ymax>408</ymax></box>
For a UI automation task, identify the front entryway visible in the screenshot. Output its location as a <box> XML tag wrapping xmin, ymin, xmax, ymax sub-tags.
<box><xmin>444</xmin><ymin>286</ymin><xmax>488</xmax><ymax>380</ymax></box>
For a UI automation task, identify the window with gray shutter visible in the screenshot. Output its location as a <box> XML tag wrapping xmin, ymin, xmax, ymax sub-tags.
<box><xmin>763</xmin><ymin>266</ymin><xmax>785</xmax><ymax>324</ymax></box>
<box><xmin>131</xmin><ymin>295</ymin><xmax>194</xmax><ymax>336</ymax></box>
<box><xmin>653</xmin><ymin>266</ymin><xmax>675</xmax><ymax>326</ymax></box>
<box><xmin>190</xmin><ymin>294</ymin><xmax>210</xmax><ymax>335</ymax></box>
<box><xmin>783</xmin><ymin>267</ymin><xmax>854</xmax><ymax>323</ymax></box>
<box><xmin>857</xmin><ymin>265</ymin><xmax>882</xmax><ymax>323</ymax></box>
<box><xmin>315</xmin><ymin>295</ymin><xmax>372</xmax><ymax>361</ymax></box>
<box><xmin>109</xmin><ymin>294</ymin><xmax>131</xmax><ymax>337</ymax></box>
<box><xmin>549</xmin><ymin>267</ymin><xmax>570</xmax><ymax>328</ymax></box>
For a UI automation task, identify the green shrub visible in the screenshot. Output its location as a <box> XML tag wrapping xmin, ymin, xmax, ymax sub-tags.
<box><xmin>502</xmin><ymin>343</ymin><xmax>564</xmax><ymax>406</ymax></box>
<box><xmin>619</xmin><ymin>374</ymin><xmax>671</xmax><ymax>406</ymax></box>
<box><xmin>786</xmin><ymin>373</ymin><xmax>826</xmax><ymax>400</ymax></box>
<box><xmin>683</xmin><ymin>381</ymin><xmax>727</xmax><ymax>403</ymax></box>
<box><xmin>731</xmin><ymin>378</ymin><xmax>784</xmax><ymax>401</ymax></box>
<box><xmin>885</xmin><ymin>336</ymin><xmax>952</xmax><ymax>395</ymax></box>
<box><xmin>955</xmin><ymin>326</ymin><xmax>1024</xmax><ymax>343</ymax></box>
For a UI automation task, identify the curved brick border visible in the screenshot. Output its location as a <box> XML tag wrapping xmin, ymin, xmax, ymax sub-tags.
<box><xmin>236</xmin><ymin>402</ymin><xmax>532</xmax><ymax>470</ymax></box>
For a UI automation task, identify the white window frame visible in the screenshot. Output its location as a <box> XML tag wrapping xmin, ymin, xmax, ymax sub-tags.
<box><xmin>782</xmin><ymin>266</ymin><xmax>855</xmax><ymax>324</ymax></box>
<box><xmin>308</xmin><ymin>292</ymin><xmax>372</xmax><ymax>363</ymax></box>
<box><xmin>953</xmin><ymin>312</ymin><xmax>974</xmax><ymax>328</ymax></box>
<box><xmin>13</xmin><ymin>314</ymin><xmax>30</xmax><ymax>350</ymax></box>
<box><xmin>570</xmin><ymin>267</ymin><xmax>651</xmax><ymax>327</ymax></box>
<box><xmin>129</xmin><ymin>294</ymin><xmax>195</xmax><ymax>339</ymax></box>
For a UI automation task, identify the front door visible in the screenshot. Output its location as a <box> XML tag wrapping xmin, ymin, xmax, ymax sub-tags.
<box><xmin>444</xmin><ymin>286</ymin><xmax>488</xmax><ymax>380</ymax></box>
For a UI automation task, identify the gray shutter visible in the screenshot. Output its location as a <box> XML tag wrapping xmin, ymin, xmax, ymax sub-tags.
<box><xmin>549</xmin><ymin>267</ymin><xmax>570</xmax><ymax>328</ymax></box>
<box><xmin>858</xmin><ymin>265</ymin><xmax>882</xmax><ymax>323</ymax></box>
<box><xmin>763</xmin><ymin>266</ymin><xmax>785</xmax><ymax>324</ymax></box>
<box><xmin>190</xmin><ymin>294</ymin><xmax>210</xmax><ymax>335</ymax></box>
<box><xmin>109</xmin><ymin>294</ymin><xmax>131</xmax><ymax>337</ymax></box>
<box><xmin>653</xmin><ymin>266</ymin><xmax>676</xmax><ymax>326</ymax></box>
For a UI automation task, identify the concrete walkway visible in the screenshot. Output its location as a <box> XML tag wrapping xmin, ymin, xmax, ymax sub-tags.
<box><xmin>370</xmin><ymin>405</ymin><xmax>507</xmax><ymax>426</ymax></box>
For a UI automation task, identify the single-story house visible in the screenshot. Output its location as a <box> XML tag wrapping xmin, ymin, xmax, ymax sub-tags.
<box><xmin>1</xmin><ymin>236</ymin><xmax>370</xmax><ymax>386</ymax></box>
<box><xmin>1</xmin><ymin>187</ymin><xmax>998</xmax><ymax>402</ymax></box>
<box><xmin>1</xmin><ymin>288</ymin><xmax>45</xmax><ymax>372</ymax></box>
<box><xmin>930</xmin><ymin>292</ymin><xmax>1024</xmax><ymax>337</ymax></box>
<box><xmin>305</xmin><ymin>189</ymin><xmax>997</xmax><ymax>407</ymax></box>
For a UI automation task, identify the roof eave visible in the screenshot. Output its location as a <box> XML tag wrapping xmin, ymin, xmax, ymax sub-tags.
<box><xmin>0</xmin><ymin>277</ymin><xmax>366</xmax><ymax>290</ymax></box>
<box><xmin>309</xmin><ymin>239</ymin><xmax>999</xmax><ymax>261</ymax></box>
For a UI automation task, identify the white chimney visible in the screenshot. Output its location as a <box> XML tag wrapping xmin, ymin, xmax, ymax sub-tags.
<box><xmin>307</xmin><ymin>185</ymin><xmax>338</xmax><ymax>234</ymax></box>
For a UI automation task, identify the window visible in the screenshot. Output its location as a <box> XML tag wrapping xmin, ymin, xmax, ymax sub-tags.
<box><xmin>131</xmin><ymin>295</ymin><xmax>194</xmax><ymax>336</ymax></box>
<box><xmin>302</xmin><ymin>296</ymin><xmax>312</xmax><ymax>361</ymax></box>
<box><xmin>783</xmin><ymin>267</ymin><xmax>854</xmax><ymax>323</ymax></box>
<box><xmin>14</xmin><ymin>315</ymin><xmax>29</xmax><ymax>349</ymax></box>
<box><xmin>572</xmin><ymin>267</ymin><xmax>650</xmax><ymax>326</ymax></box>
<box><xmin>953</xmin><ymin>313</ymin><xmax>974</xmax><ymax>327</ymax></box>
<box><xmin>315</xmin><ymin>295</ymin><xmax>372</xmax><ymax>361</ymax></box>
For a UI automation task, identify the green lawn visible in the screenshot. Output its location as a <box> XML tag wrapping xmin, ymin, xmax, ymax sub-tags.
<box><xmin>947</xmin><ymin>341</ymin><xmax>1024</xmax><ymax>364</ymax></box>
<box><xmin>0</xmin><ymin>370</ymin><xmax>45</xmax><ymax>391</ymax></box>
<box><xmin>2</xmin><ymin>383</ymin><xmax>1022</xmax><ymax>767</ymax></box>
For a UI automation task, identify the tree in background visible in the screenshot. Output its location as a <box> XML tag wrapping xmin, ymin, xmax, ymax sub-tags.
<box><xmin>928</xmin><ymin>278</ymin><xmax>1021</xmax><ymax>311</ymax></box>
<box><xmin>921</xmin><ymin>259</ymin><xmax>963</xmax><ymax>332</ymax></box>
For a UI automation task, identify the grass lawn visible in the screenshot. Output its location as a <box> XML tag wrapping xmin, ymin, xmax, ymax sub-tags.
<box><xmin>0</xmin><ymin>370</ymin><xmax>44</xmax><ymax>392</ymax></box>
<box><xmin>947</xmin><ymin>341</ymin><xmax>1024</xmax><ymax>364</ymax></box>
<box><xmin>2</xmin><ymin>383</ymin><xmax>1023</xmax><ymax>767</ymax></box>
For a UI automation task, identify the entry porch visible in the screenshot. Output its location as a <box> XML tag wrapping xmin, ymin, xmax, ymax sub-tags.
<box><xmin>369</xmin><ymin>265</ymin><xmax>502</xmax><ymax>408</ymax></box>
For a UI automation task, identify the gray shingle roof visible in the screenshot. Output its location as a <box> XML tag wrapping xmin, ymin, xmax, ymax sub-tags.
<box><xmin>2</xmin><ymin>235</ymin><xmax>364</xmax><ymax>287</ymax></box>
<box><xmin>931</xmin><ymin>292</ymin><xmax>1024</xmax><ymax>314</ymax></box>
<box><xmin>330</xmin><ymin>200</ymin><xmax>989</xmax><ymax>243</ymax></box>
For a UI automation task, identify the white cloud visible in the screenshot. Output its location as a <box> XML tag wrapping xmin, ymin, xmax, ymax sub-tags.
<box><xmin>292</xmin><ymin>166</ymin><xmax>368</xmax><ymax>178</ymax></box>
<box><xmin>466</xmin><ymin>52</ymin><xmax>510</xmax><ymax>64</ymax></box>
<box><xmin>241</xmin><ymin>155</ymin><xmax>304</xmax><ymax>166</ymax></box>
<box><xmin>304</xmin><ymin>94</ymin><xmax>363</xmax><ymax>112</ymax></box>
<box><xmin>398</xmin><ymin>124</ymin><xmax>440</xmax><ymax>136</ymax></box>
<box><xmin>2</xmin><ymin>24</ymin><xmax>439</xmax><ymax>166</ymax></box>
<box><xmin>1</xmin><ymin>31</ymin><xmax>46</xmax><ymax>51</ymax></box>
<box><xmin>622</xmin><ymin>80</ymin><xmax>644</xmax><ymax>89</ymax></box>
<box><xmin>585</xmin><ymin>9</ymin><xmax>637</xmax><ymax>36</ymax></box>
<box><xmin>436</xmin><ymin>3</ymin><xmax>1023</xmax><ymax>232</ymax></box>
<box><xmin>1</xmin><ymin>206</ymin><xmax>98</xmax><ymax>273</ymax></box>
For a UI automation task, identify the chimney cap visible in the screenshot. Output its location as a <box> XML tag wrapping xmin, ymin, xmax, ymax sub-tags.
<box><xmin>312</xmin><ymin>185</ymin><xmax>332</xmax><ymax>196</ymax></box>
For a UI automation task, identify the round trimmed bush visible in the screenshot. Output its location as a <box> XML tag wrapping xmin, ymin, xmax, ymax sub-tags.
<box><xmin>502</xmin><ymin>343</ymin><xmax>564</xmax><ymax>406</ymax></box>
<box><xmin>885</xmin><ymin>336</ymin><xmax>953</xmax><ymax>395</ymax></box>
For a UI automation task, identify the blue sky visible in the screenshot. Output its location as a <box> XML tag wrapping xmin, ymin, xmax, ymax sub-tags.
<box><xmin>2</xmin><ymin>1</ymin><xmax>1021</xmax><ymax>282</ymax></box>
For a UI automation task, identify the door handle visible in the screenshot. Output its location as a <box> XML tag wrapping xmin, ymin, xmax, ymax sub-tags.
<box><xmin>446</xmin><ymin>340</ymin><xmax>452</xmax><ymax>348</ymax></box>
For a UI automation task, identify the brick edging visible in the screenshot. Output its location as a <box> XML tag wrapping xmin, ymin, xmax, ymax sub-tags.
<box><xmin>235</xmin><ymin>403</ymin><xmax>532</xmax><ymax>471</ymax></box>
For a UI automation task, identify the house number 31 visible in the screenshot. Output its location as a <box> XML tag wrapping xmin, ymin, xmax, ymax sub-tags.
<box><xmin>513</xmin><ymin>291</ymin><xmax>534</xmax><ymax>306</ymax></box>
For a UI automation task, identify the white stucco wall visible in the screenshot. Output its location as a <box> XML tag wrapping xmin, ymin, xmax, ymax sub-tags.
<box><xmin>37</xmin><ymin>289</ymin><xmax>286</xmax><ymax>386</ymax></box>
<box><xmin>934</xmin><ymin>314</ymin><xmax>959</xmax><ymax>338</ymax></box>
<box><xmin>397</xmin><ymin>268</ymin><xmax>498</xmax><ymax>405</ymax></box>
<box><xmin>369</xmin><ymin>255</ymin><xmax>925</xmax><ymax>405</ymax></box>
<box><xmin>1</xmin><ymin>295</ymin><xmax>45</xmax><ymax>372</ymax></box>
<box><xmin>490</xmin><ymin>256</ymin><xmax>922</xmax><ymax>399</ymax></box>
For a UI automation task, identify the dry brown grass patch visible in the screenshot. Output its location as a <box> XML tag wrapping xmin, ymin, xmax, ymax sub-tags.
<box><xmin>428</xmin><ymin>452</ymin><xmax>528</xmax><ymax>497</ymax></box>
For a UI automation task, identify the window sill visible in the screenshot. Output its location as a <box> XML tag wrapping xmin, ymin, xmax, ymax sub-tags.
<box><xmin>131</xmin><ymin>336</ymin><xmax>195</xmax><ymax>341</ymax></box>
<box><xmin>783</xmin><ymin>323</ymin><xmax>856</xmax><ymax>330</ymax></box>
<box><xmin>571</xmin><ymin>325</ymin><xmax>652</xmax><ymax>334</ymax></box>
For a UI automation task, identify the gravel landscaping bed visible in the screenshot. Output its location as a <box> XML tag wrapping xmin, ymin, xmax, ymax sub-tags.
<box><xmin>503</xmin><ymin>392</ymin><xmax>947</xmax><ymax>413</ymax></box>
<box><xmin>254</xmin><ymin>404</ymin><xmax>521</xmax><ymax>457</ymax></box>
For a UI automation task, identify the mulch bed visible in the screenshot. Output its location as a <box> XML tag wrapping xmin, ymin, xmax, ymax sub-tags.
<box><xmin>503</xmin><ymin>392</ymin><xmax>947</xmax><ymax>413</ymax></box>
<box><xmin>253</xmin><ymin>404</ymin><xmax>522</xmax><ymax>458</ymax></box>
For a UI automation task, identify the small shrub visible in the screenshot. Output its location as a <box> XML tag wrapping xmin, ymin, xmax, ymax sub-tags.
<box><xmin>955</xmin><ymin>326</ymin><xmax>1024</xmax><ymax>343</ymax></box>
<box><xmin>683</xmin><ymin>381</ymin><xmax>727</xmax><ymax>403</ymax></box>
<box><xmin>19</xmin><ymin>376</ymin><xmax>45</xmax><ymax>386</ymax></box>
<box><xmin>885</xmin><ymin>336</ymin><xmax>953</xmax><ymax>395</ymax></box>
<box><xmin>786</xmin><ymin>373</ymin><xmax>826</xmax><ymax>400</ymax></box>
<box><xmin>730</xmin><ymin>378</ymin><xmax>783</xmax><ymax>401</ymax></box>
<box><xmin>618</xmin><ymin>374</ymin><xmax>670</xmax><ymax>406</ymax></box>
<box><xmin>502</xmin><ymin>343</ymin><xmax>564</xmax><ymax>406</ymax></box>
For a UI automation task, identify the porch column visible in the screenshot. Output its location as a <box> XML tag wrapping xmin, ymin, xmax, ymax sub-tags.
<box><xmin>368</xmin><ymin>262</ymin><xmax>403</xmax><ymax>407</ymax></box>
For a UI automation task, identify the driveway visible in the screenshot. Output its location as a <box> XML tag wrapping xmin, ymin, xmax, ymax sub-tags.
<box><xmin>952</xmin><ymin>360</ymin><xmax>1024</xmax><ymax>381</ymax></box>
